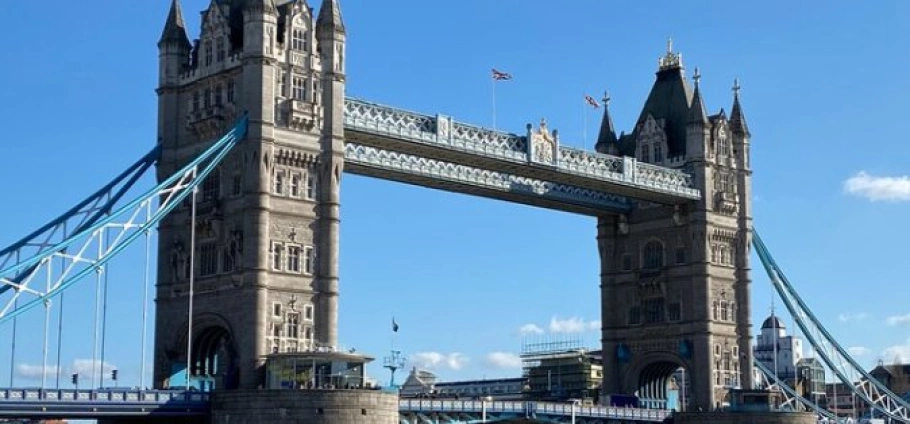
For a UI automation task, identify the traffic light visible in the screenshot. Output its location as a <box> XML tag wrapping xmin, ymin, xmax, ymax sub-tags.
<box><xmin>71</xmin><ymin>373</ymin><xmax>78</xmax><ymax>386</ymax></box>
<box><xmin>111</xmin><ymin>369</ymin><xmax>118</xmax><ymax>381</ymax></box>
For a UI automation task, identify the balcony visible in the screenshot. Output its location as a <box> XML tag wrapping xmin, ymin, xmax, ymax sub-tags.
<box><xmin>187</xmin><ymin>104</ymin><xmax>237</xmax><ymax>140</ymax></box>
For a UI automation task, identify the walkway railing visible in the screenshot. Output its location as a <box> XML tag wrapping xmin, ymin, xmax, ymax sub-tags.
<box><xmin>398</xmin><ymin>399</ymin><xmax>672</xmax><ymax>421</ymax></box>
<box><xmin>0</xmin><ymin>388</ymin><xmax>210</xmax><ymax>417</ymax></box>
<box><xmin>344</xmin><ymin>98</ymin><xmax>700</xmax><ymax>201</ymax></box>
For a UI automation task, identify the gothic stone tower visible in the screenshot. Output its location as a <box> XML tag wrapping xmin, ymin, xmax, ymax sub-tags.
<box><xmin>595</xmin><ymin>45</ymin><xmax>753</xmax><ymax>411</ymax></box>
<box><xmin>154</xmin><ymin>0</ymin><xmax>345</xmax><ymax>390</ymax></box>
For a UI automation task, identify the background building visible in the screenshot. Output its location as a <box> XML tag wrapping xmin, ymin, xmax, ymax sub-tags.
<box><xmin>796</xmin><ymin>357</ymin><xmax>825</xmax><ymax>401</ymax></box>
<box><xmin>521</xmin><ymin>339</ymin><xmax>602</xmax><ymax>403</ymax></box>
<box><xmin>753</xmin><ymin>314</ymin><xmax>803</xmax><ymax>387</ymax></box>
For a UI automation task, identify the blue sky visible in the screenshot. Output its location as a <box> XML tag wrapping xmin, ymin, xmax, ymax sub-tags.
<box><xmin>0</xmin><ymin>0</ymin><xmax>909</xmax><ymax>390</ymax></box>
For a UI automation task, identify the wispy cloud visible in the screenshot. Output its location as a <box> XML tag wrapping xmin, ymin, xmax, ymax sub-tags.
<box><xmin>15</xmin><ymin>359</ymin><xmax>116</xmax><ymax>381</ymax></box>
<box><xmin>518</xmin><ymin>324</ymin><xmax>544</xmax><ymax>335</ymax></box>
<box><xmin>549</xmin><ymin>316</ymin><xmax>600</xmax><ymax>333</ymax></box>
<box><xmin>844</xmin><ymin>171</ymin><xmax>910</xmax><ymax>201</ymax></box>
<box><xmin>886</xmin><ymin>314</ymin><xmax>910</xmax><ymax>326</ymax></box>
<box><xmin>848</xmin><ymin>346</ymin><xmax>871</xmax><ymax>357</ymax></box>
<box><xmin>486</xmin><ymin>352</ymin><xmax>521</xmax><ymax>369</ymax></box>
<box><xmin>883</xmin><ymin>340</ymin><xmax>910</xmax><ymax>363</ymax></box>
<box><xmin>838</xmin><ymin>312</ymin><xmax>867</xmax><ymax>322</ymax></box>
<box><xmin>411</xmin><ymin>352</ymin><xmax>467</xmax><ymax>371</ymax></box>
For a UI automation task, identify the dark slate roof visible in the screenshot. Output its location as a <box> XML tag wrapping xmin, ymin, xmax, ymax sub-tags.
<box><xmin>761</xmin><ymin>315</ymin><xmax>785</xmax><ymax>330</ymax></box>
<box><xmin>730</xmin><ymin>93</ymin><xmax>750</xmax><ymax>136</ymax></box>
<box><xmin>594</xmin><ymin>99</ymin><xmax>617</xmax><ymax>154</ymax></box>
<box><xmin>687</xmin><ymin>83</ymin><xmax>708</xmax><ymax>125</ymax></box>
<box><xmin>634</xmin><ymin>67</ymin><xmax>693</xmax><ymax>157</ymax></box>
<box><xmin>159</xmin><ymin>0</ymin><xmax>191</xmax><ymax>48</ymax></box>
<box><xmin>316</xmin><ymin>0</ymin><xmax>345</xmax><ymax>35</ymax></box>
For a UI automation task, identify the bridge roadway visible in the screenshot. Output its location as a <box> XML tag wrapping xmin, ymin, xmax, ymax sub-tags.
<box><xmin>0</xmin><ymin>388</ymin><xmax>671</xmax><ymax>422</ymax></box>
<box><xmin>342</xmin><ymin>97</ymin><xmax>701</xmax><ymax>215</ymax></box>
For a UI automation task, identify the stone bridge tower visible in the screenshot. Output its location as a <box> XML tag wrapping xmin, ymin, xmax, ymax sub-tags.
<box><xmin>595</xmin><ymin>44</ymin><xmax>753</xmax><ymax>411</ymax></box>
<box><xmin>154</xmin><ymin>0</ymin><xmax>345</xmax><ymax>390</ymax></box>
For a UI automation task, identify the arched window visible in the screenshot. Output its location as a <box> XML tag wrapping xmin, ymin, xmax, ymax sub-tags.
<box><xmin>643</xmin><ymin>241</ymin><xmax>664</xmax><ymax>269</ymax></box>
<box><xmin>641</xmin><ymin>145</ymin><xmax>650</xmax><ymax>162</ymax></box>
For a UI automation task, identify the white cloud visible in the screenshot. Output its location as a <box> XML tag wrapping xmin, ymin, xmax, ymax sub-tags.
<box><xmin>549</xmin><ymin>316</ymin><xmax>600</xmax><ymax>333</ymax></box>
<box><xmin>518</xmin><ymin>324</ymin><xmax>544</xmax><ymax>335</ymax></box>
<box><xmin>838</xmin><ymin>312</ymin><xmax>867</xmax><ymax>322</ymax></box>
<box><xmin>847</xmin><ymin>346</ymin><xmax>871</xmax><ymax>357</ymax></box>
<box><xmin>844</xmin><ymin>171</ymin><xmax>910</xmax><ymax>201</ymax></box>
<box><xmin>15</xmin><ymin>363</ymin><xmax>59</xmax><ymax>380</ymax></box>
<box><xmin>14</xmin><ymin>359</ymin><xmax>116</xmax><ymax>381</ymax></box>
<box><xmin>411</xmin><ymin>352</ymin><xmax>467</xmax><ymax>371</ymax></box>
<box><xmin>886</xmin><ymin>314</ymin><xmax>910</xmax><ymax>326</ymax></box>
<box><xmin>883</xmin><ymin>340</ymin><xmax>910</xmax><ymax>363</ymax></box>
<box><xmin>486</xmin><ymin>352</ymin><xmax>522</xmax><ymax>369</ymax></box>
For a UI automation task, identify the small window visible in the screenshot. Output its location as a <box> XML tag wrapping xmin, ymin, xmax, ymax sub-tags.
<box><xmin>216</xmin><ymin>38</ymin><xmax>225</xmax><ymax>62</ymax></box>
<box><xmin>204</xmin><ymin>88</ymin><xmax>211</xmax><ymax>109</ymax></box>
<box><xmin>305</xmin><ymin>172</ymin><xmax>316</xmax><ymax>200</ymax></box>
<box><xmin>192</xmin><ymin>91</ymin><xmax>200</xmax><ymax>112</ymax></box>
<box><xmin>622</xmin><ymin>254</ymin><xmax>632</xmax><ymax>271</ymax></box>
<box><xmin>287</xmin><ymin>312</ymin><xmax>300</xmax><ymax>339</ymax></box>
<box><xmin>304</xmin><ymin>326</ymin><xmax>312</xmax><ymax>340</ymax></box>
<box><xmin>304</xmin><ymin>304</ymin><xmax>314</xmax><ymax>321</ymax></box>
<box><xmin>231</xmin><ymin>173</ymin><xmax>242</xmax><ymax>196</ymax></box>
<box><xmin>715</xmin><ymin>344</ymin><xmax>721</xmax><ymax>356</ymax></box>
<box><xmin>279</xmin><ymin>72</ymin><xmax>288</xmax><ymax>98</ymax></box>
<box><xmin>204</xmin><ymin>40</ymin><xmax>213</xmax><ymax>66</ymax></box>
<box><xmin>292</xmin><ymin>76</ymin><xmax>306</xmax><ymax>101</ymax></box>
<box><xmin>304</xmin><ymin>246</ymin><xmax>314</xmax><ymax>275</ymax></box>
<box><xmin>272</xmin><ymin>302</ymin><xmax>282</xmax><ymax>317</ymax></box>
<box><xmin>227</xmin><ymin>80</ymin><xmax>235</xmax><ymax>103</ymax></box>
<box><xmin>668</xmin><ymin>302</ymin><xmax>681</xmax><ymax>322</ymax></box>
<box><xmin>287</xmin><ymin>245</ymin><xmax>301</xmax><ymax>272</ymax></box>
<box><xmin>653</xmin><ymin>144</ymin><xmax>663</xmax><ymax>162</ymax></box>
<box><xmin>199</xmin><ymin>243</ymin><xmax>218</xmax><ymax>276</ymax></box>
<box><xmin>201</xmin><ymin>168</ymin><xmax>220</xmax><ymax>202</ymax></box>
<box><xmin>272</xmin><ymin>242</ymin><xmax>284</xmax><ymax>271</ymax></box>
<box><xmin>290</xmin><ymin>173</ymin><xmax>301</xmax><ymax>198</ymax></box>
<box><xmin>643</xmin><ymin>241</ymin><xmax>664</xmax><ymax>269</ymax></box>
<box><xmin>214</xmin><ymin>84</ymin><xmax>223</xmax><ymax>106</ymax></box>
<box><xmin>274</xmin><ymin>170</ymin><xmax>285</xmax><ymax>195</ymax></box>
<box><xmin>641</xmin><ymin>145</ymin><xmax>650</xmax><ymax>162</ymax></box>
<box><xmin>292</xmin><ymin>29</ymin><xmax>307</xmax><ymax>51</ymax></box>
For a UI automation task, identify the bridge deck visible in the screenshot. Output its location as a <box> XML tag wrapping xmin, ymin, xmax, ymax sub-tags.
<box><xmin>344</xmin><ymin>98</ymin><xmax>701</xmax><ymax>206</ymax></box>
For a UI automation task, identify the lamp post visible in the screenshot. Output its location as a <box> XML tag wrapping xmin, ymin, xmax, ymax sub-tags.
<box><xmin>571</xmin><ymin>398</ymin><xmax>582</xmax><ymax>424</ymax></box>
<box><xmin>481</xmin><ymin>395</ymin><xmax>492</xmax><ymax>423</ymax></box>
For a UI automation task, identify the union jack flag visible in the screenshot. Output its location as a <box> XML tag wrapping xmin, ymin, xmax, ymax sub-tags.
<box><xmin>492</xmin><ymin>68</ymin><xmax>513</xmax><ymax>81</ymax></box>
<box><xmin>585</xmin><ymin>94</ymin><xmax>600</xmax><ymax>109</ymax></box>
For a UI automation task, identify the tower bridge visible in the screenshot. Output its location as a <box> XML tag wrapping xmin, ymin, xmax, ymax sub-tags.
<box><xmin>0</xmin><ymin>0</ymin><xmax>907</xmax><ymax>423</ymax></box>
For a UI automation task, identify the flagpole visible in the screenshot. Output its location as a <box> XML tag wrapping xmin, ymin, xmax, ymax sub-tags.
<box><xmin>492</xmin><ymin>77</ymin><xmax>497</xmax><ymax>131</ymax></box>
<box><xmin>583</xmin><ymin>95</ymin><xmax>587</xmax><ymax>150</ymax></box>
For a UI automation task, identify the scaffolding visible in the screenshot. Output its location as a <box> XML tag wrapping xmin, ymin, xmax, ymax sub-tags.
<box><xmin>520</xmin><ymin>336</ymin><xmax>598</xmax><ymax>401</ymax></box>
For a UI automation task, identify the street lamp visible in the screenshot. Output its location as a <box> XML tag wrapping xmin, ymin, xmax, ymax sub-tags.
<box><xmin>481</xmin><ymin>395</ymin><xmax>492</xmax><ymax>423</ymax></box>
<box><xmin>570</xmin><ymin>399</ymin><xmax>582</xmax><ymax>424</ymax></box>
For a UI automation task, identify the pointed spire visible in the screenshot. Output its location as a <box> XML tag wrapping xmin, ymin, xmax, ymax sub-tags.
<box><xmin>595</xmin><ymin>91</ymin><xmax>618</xmax><ymax>154</ymax></box>
<box><xmin>316</xmin><ymin>0</ymin><xmax>346</xmax><ymax>35</ymax></box>
<box><xmin>730</xmin><ymin>78</ymin><xmax>750</xmax><ymax>136</ymax></box>
<box><xmin>159</xmin><ymin>0</ymin><xmax>191</xmax><ymax>49</ymax></box>
<box><xmin>687</xmin><ymin>67</ymin><xmax>708</xmax><ymax>125</ymax></box>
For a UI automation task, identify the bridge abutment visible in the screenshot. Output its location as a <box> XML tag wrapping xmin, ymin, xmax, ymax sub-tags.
<box><xmin>210</xmin><ymin>389</ymin><xmax>398</xmax><ymax>424</ymax></box>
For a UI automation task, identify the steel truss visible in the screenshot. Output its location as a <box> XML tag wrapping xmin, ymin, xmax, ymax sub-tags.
<box><xmin>753</xmin><ymin>356</ymin><xmax>836</xmax><ymax>420</ymax></box>
<box><xmin>0</xmin><ymin>115</ymin><xmax>248</xmax><ymax>324</ymax></box>
<box><xmin>754</xmin><ymin>231</ymin><xmax>910</xmax><ymax>422</ymax></box>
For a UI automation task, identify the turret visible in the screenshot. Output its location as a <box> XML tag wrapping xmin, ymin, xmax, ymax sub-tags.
<box><xmin>158</xmin><ymin>0</ymin><xmax>191</xmax><ymax>87</ymax></box>
<box><xmin>594</xmin><ymin>91</ymin><xmax>619</xmax><ymax>155</ymax></box>
<box><xmin>729</xmin><ymin>78</ymin><xmax>750</xmax><ymax>139</ymax></box>
<box><xmin>594</xmin><ymin>92</ymin><xmax>618</xmax><ymax>155</ymax></box>
<box><xmin>314</xmin><ymin>0</ymin><xmax>346</xmax><ymax>349</ymax></box>
<box><xmin>243</xmin><ymin>0</ymin><xmax>278</xmax><ymax>57</ymax></box>
<box><xmin>685</xmin><ymin>67</ymin><xmax>710</xmax><ymax>161</ymax></box>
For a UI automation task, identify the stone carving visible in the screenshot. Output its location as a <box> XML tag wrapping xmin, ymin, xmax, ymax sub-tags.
<box><xmin>228</xmin><ymin>229</ymin><xmax>243</xmax><ymax>271</ymax></box>
<box><xmin>170</xmin><ymin>240</ymin><xmax>187</xmax><ymax>281</ymax></box>
<box><xmin>529</xmin><ymin>118</ymin><xmax>557</xmax><ymax>165</ymax></box>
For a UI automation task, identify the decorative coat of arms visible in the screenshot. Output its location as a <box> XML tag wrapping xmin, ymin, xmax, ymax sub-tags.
<box><xmin>529</xmin><ymin>118</ymin><xmax>557</xmax><ymax>165</ymax></box>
